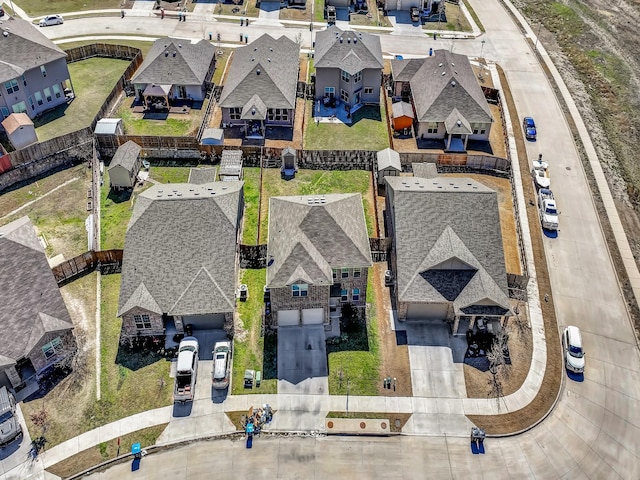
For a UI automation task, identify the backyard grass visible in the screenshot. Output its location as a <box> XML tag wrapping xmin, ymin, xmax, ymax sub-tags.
<box><xmin>46</xmin><ymin>424</ymin><xmax>168</xmax><ymax>479</ymax></box>
<box><xmin>148</xmin><ymin>166</ymin><xmax>192</xmax><ymax>184</ymax></box>
<box><xmin>212</xmin><ymin>49</ymin><xmax>233</xmax><ymax>85</ymax></box>
<box><xmin>304</xmin><ymin>102</ymin><xmax>389</xmax><ymax>151</ymax></box>
<box><xmin>87</xmin><ymin>274</ymin><xmax>173</xmax><ymax>429</ymax></box>
<box><xmin>259</xmin><ymin>168</ymin><xmax>374</xmax><ymax>240</ymax></box>
<box><xmin>242</xmin><ymin>167</ymin><xmax>261</xmax><ymax>245</ymax></box>
<box><xmin>16</xmin><ymin>0</ymin><xmax>121</xmax><ymax>16</ymax></box>
<box><xmin>231</xmin><ymin>268</ymin><xmax>277</xmax><ymax>395</ymax></box>
<box><xmin>62</xmin><ymin>39</ymin><xmax>156</xmax><ymax>57</ymax></box>
<box><xmin>100</xmin><ymin>171</ymin><xmax>138</xmax><ymax>250</ymax></box>
<box><xmin>114</xmin><ymin>100</ymin><xmax>205</xmax><ymax>137</ymax></box>
<box><xmin>34</xmin><ymin>58</ymin><xmax>130</xmax><ymax>141</ymax></box>
<box><xmin>0</xmin><ymin>164</ymin><xmax>91</xmax><ymax>258</ymax></box>
<box><xmin>327</xmin><ymin>271</ymin><xmax>380</xmax><ymax>395</ymax></box>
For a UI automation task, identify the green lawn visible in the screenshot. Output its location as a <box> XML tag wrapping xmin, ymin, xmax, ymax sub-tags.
<box><xmin>328</xmin><ymin>270</ymin><xmax>380</xmax><ymax>395</ymax></box>
<box><xmin>304</xmin><ymin>102</ymin><xmax>389</xmax><ymax>151</ymax></box>
<box><xmin>100</xmin><ymin>170</ymin><xmax>139</xmax><ymax>250</ymax></box>
<box><xmin>148</xmin><ymin>166</ymin><xmax>192</xmax><ymax>184</ymax></box>
<box><xmin>242</xmin><ymin>167</ymin><xmax>261</xmax><ymax>245</ymax></box>
<box><xmin>34</xmin><ymin>57</ymin><xmax>130</xmax><ymax>141</ymax></box>
<box><xmin>86</xmin><ymin>274</ymin><xmax>173</xmax><ymax>428</ymax></box>
<box><xmin>231</xmin><ymin>269</ymin><xmax>277</xmax><ymax>395</ymax></box>
<box><xmin>16</xmin><ymin>0</ymin><xmax>121</xmax><ymax>16</ymax></box>
<box><xmin>260</xmin><ymin>168</ymin><xmax>374</xmax><ymax>239</ymax></box>
<box><xmin>114</xmin><ymin>100</ymin><xmax>206</xmax><ymax>137</ymax></box>
<box><xmin>314</xmin><ymin>0</ymin><xmax>325</xmax><ymax>22</ymax></box>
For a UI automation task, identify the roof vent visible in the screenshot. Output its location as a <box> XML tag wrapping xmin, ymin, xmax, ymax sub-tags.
<box><xmin>254</xmin><ymin>47</ymin><xmax>258</xmax><ymax>51</ymax></box>
<box><xmin>339</xmin><ymin>37</ymin><xmax>343</xmax><ymax>43</ymax></box>
<box><xmin>164</xmin><ymin>44</ymin><xmax>167</xmax><ymax>48</ymax></box>
<box><xmin>173</xmin><ymin>51</ymin><xmax>177</xmax><ymax>57</ymax></box>
<box><xmin>451</xmin><ymin>80</ymin><xmax>456</xmax><ymax>87</ymax></box>
<box><xmin>347</xmin><ymin>37</ymin><xmax>351</xmax><ymax>43</ymax></box>
<box><xmin>3</xmin><ymin>31</ymin><xmax>8</xmax><ymax>37</ymax></box>
<box><xmin>354</xmin><ymin>38</ymin><xmax>357</xmax><ymax>43</ymax></box>
<box><xmin>456</xmin><ymin>120</ymin><xmax>461</xmax><ymax>126</ymax></box>
<box><xmin>164</xmin><ymin>51</ymin><xmax>169</xmax><ymax>57</ymax></box>
<box><xmin>451</xmin><ymin>62</ymin><xmax>455</xmax><ymax>66</ymax></box>
<box><xmin>222</xmin><ymin>186</ymin><xmax>227</xmax><ymax>190</ymax></box>
<box><xmin>194</xmin><ymin>192</ymin><xmax>200</xmax><ymax>196</ymax></box>
<box><xmin>441</xmin><ymin>71</ymin><xmax>446</xmax><ymax>76</ymax></box>
<box><xmin>438</xmin><ymin>63</ymin><xmax>443</xmax><ymax>67</ymax></box>
<box><xmin>270</xmin><ymin>47</ymin><xmax>273</xmax><ymax>52</ymax></box>
<box><xmin>267</xmin><ymin>58</ymin><xmax>271</xmax><ymax>62</ymax></box>
<box><xmin>454</xmin><ymin>71</ymin><xmax>458</xmax><ymax>75</ymax></box>
<box><xmin>419</xmin><ymin>185</ymin><xmax>424</xmax><ymax>189</ymax></box>
<box><xmin>178</xmin><ymin>44</ymin><xmax>182</xmax><ymax>48</ymax></box>
<box><xmin>320</xmin><ymin>197</ymin><xmax>326</xmax><ymax>203</ymax></box>
<box><xmin>257</xmin><ymin>68</ymin><xmax>261</xmax><ymax>75</ymax></box>
<box><xmin>158</xmin><ymin>190</ymin><xmax>164</xmax><ymax>193</ymax></box>
<box><xmin>251</xmin><ymin>57</ymin><xmax>254</xmax><ymax>61</ymax></box>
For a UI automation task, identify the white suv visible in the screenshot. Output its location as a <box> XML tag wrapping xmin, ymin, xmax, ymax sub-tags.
<box><xmin>562</xmin><ymin>326</ymin><xmax>585</xmax><ymax>374</ymax></box>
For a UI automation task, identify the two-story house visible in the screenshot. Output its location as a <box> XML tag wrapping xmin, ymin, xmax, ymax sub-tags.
<box><xmin>266</xmin><ymin>194</ymin><xmax>372</xmax><ymax>333</ymax></box>
<box><xmin>314</xmin><ymin>26</ymin><xmax>383</xmax><ymax>110</ymax></box>
<box><xmin>0</xmin><ymin>16</ymin><xmax>73</xmax><ymax>127</ymax></box>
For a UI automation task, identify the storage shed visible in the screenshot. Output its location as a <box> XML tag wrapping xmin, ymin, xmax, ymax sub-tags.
<box><xmin>377</xmin><ymin>148</ymin><xmax>402</xmax><ymax>185</ymax></box>
<box><xmin>392</xmin><ymin>101</ymin><xmax>414</xmax><ymax>132</ymax></box>
<box><xmin>1</xmin><ymin>113</ymin><xmax>37</xmax><ymax>150</ymax></box>
<box><xmin>94</xmin><ymin>118</ymin><xmax>124</xmax><ymax>136</ymax></box>
<box><xmin>108</xmin><ymin>141</ymin><xmax>143</xmax><ymax>190</ymax></box>
<box><xmin>280</xmin><ymin>147</ymin><xmax>297</xmax><ymax>179</ymax></box>
<box><xmin>218</xmin><ymin>150</ymin><xmax>243</xmax><ymax>181</ymax></box>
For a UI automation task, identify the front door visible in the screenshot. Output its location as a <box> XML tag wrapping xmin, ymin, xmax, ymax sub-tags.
<box><xmin>178</xmin><ymin>86</ymin><xmax>187</xmax><ymax>98</ymax></box>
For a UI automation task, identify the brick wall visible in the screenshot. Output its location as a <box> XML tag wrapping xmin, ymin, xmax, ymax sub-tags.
<box><xmin>30</xmin><ymin>330</ymin><xmax>77</xmax><ymax>374</ymax></box>
<box><xmin>270</xmin><ymin>284</ymin><xmax>330</xmax><ymax>324</ymax></box>
<box><xmin>121</xmin><ymin>307</ymin><xmax>164</xmax><ymax>337</ymax></box>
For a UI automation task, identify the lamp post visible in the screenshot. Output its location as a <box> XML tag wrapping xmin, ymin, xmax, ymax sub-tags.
<box><xmin>480</xmin><ymin>39</ymin><xmax>486</xmax><ymax>59</ymax></box>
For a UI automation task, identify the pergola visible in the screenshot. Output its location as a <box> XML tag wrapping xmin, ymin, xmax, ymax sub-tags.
<box><xmin>143</xmin><ymin>84</ymin><xmax>172</xmax><ymax>110</ymax></box>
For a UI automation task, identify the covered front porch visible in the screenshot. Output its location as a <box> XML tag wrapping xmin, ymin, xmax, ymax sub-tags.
<box><xmin>444</xmin><ymin>108</ymin><xmax>472</xmax><ymax>152</ymax></box>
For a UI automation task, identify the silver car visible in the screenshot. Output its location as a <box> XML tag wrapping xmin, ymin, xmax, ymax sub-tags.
<box><xmin>0</xmin><ymin>386</ymin><xmax>22</xmax><ymax>447</ymax></box>
<box><xmin>39</xmin><ymin>14</ymin><xmax>64</xmax><ymax>27</ymax></box>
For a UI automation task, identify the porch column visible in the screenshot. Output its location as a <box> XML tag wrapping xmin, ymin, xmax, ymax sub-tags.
<box><xmin>447</xmin><ymin>133</ymin><xmax>452</xmax><ymax>150</ymax></box>
<box><xmin>452</xmin><ymin>315</ymin><xmax>460</xmax><ymax>335</ymax></box>
<box><xmin>469</xmin><ymin>315</ymin><xmax>477</xmax><ymax>330</ymax></box>
<box><xmin>464</xmin><ymin>134</ymin><xmax>469</xmax><ymax>149</ymax></box>
<box><xmin>5</xmin><ymin>365</ymin><xmax>22</xmax><ymax>388</ymax></box>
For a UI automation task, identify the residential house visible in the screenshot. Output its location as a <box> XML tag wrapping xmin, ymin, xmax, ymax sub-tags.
<box><xmin>1</xmin><ymin>112</ymin><xmax>37</xmax><ymax>149</ymax></box>
<box><xmin>385</xmin><ymin>176</ymin><xmax>511</xmax><ymax>334</ymax></box>
<box><xmin>266</xmin><ymin>194</ymin><xmax>372</xmax><ymax>332</ymax></box>
<box><xmin>117</xmin><ymin>182</ymin><xmax>244</xmax><ymax>338</ymax></box>
<box><xmin>0</xmin><ymin>217</ymin><xmax>76</xmax><ymax>393</ymax></box>
<box><xmin>108</xmin><ymin>140</ymin><xmax>142</xmax><ymax>190</ymax></box>
<box><xmin>131</xmin><ymin>38</ymin><xmax>216</xmax><ymax>108</ymax></box>
<box><xmin>219</xmin><ymin>34</ymin><xmax>299</xmax><ymax>138</ymax></box>
<box><xmin>391</xmin><ymin>50</ymin><xmax>493</xmax><ymax>149</ymax></box>
<box><xmin>314</xmin><ymin>26</ymin><xmax>383</xmax><ymax>110</ymax></box>
<box><xmin>0</xmin><ymin>16</ymin><xmax>73</xmax><ymax>126</ymax></box>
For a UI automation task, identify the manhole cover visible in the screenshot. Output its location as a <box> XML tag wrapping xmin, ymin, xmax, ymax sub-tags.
<box><xmin>381</xmin><ymin>422</ymin><xmax>387</xmax><ymax>429</ymax></box>
<box><xmin>327</xmin><ymin>421</ymin><xmax>334</xmax><ymax>429</ymax></box>
<box><xmin>566</xmin><ymin>166</ymin><xmax>571</xmax><ymax>170</ymax></box>
<box><xmin>360</xmin><ymin>422</ymin><xmax>366</xmax><ymax>429</ymax></box>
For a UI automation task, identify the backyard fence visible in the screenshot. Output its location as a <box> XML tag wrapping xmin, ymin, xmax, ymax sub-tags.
<box><xmin>52</xmin><ymin>249</ymin><xmax>123</xmax><ymax>285</ymax></box>
<box><xmin>370</xmin><ymin>237</ymin><xmax>392</xmax><ymax>262</ymax></box>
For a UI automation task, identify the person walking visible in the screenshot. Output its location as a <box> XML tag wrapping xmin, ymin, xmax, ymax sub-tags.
<box><xmin>160</xmin><ymin>7</ymin><xmax>165</xmax><ymax>19</ymax></box>
<box><xmin>121</xmin><ymin>9</ymin><xmax>125</xmax><ymax>18</ymax></box>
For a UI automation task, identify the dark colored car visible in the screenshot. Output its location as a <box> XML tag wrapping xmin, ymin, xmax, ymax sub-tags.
<box><xmin>0</xmin><ymin>7</ymin><xmax>5</xmax><ymax>17</ymax></box>
<box><xmin>410</xmin><ymin>7</ymin><xmax>421</xmax><ymax>23</ymax></box>
<box><xmin>523</xmin><ymin>116</ymin><xmax>537</xmax><ymax>140</ymax></box>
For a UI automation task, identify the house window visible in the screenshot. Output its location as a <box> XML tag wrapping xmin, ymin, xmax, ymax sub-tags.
<box><xmin>229</xmin><ymin>107</ymin><xmax>241</xmax><ymax>120</ymax></box>
<box><xmin>353</xmin><ymin>71</ymin><xmax>362</xmax><ymax>83</ymax></box>
<box><xmin>352</xmin><ymin>288</ymin><xmax>360</xmax><ymax>302</ymax></box>
<box><xmin>35</xmin><ymin>91</ymin><xmax>43</xmax><ymax>106</ymax></box>
<box><xmin>427</xmin><ymin>122</ymin><xmax>438</xmax><ymax>134</ymax></box>
<box><xmin>4</xmin><ymin>79</ymin><xmax>19</xmax><ymax>94</ymax></box>
<box><xmin>340</xmin><ymin>89</ymin><xmax>349</xmax><ymax>103</ymax></box>
<box><xmin>341</xmin><ymin>70</ymin><xmax>350</xmax><ymax>83</ymax></box>
<box><xmin>21</xmin><ymin>75</ymin><xmax>27</xmax><ymax>86</ymax></box>
<box><xmin>292</xmin><ymin>283</ymin><xmax>308</xmax><ymax>297</ymax></box>
<box><xmin>52</xmin><ymin>84</ymin><xmax>62</xmax><ymax>98</ymax></box>
<box><xmin>341</xmin><ymin>289</ymin><xmax>349</xmax><ymax>302</ymax></box>
<box><xmin>332</xmin><ymin>269</ymin><xmax>338</xmax><ymax>280</ymax></box>
<box><xmin>28</xmin><ymin>97</ymin><xmax>35</xmax><ymax>111</ymax></box>
<box><xmin>353</xmin><ymin>268</ymin><xmax>361</xmax><ymax>278</ymax></box>
<box><xmin>364</xmin><ymin>87</ymin><xmax>373</xmax><ymax>95</ymax></box>
<box><xmin>40</xmin><ymin>65</ymin><xmax>47</xmax><ymax>77</ymax></box>
<box><xmin>0</xmin><ymin>106</ymin><xmax>9</xmax><ymax>119</ymax></box>
<box><xmin>341</xmin><ymin>268</ymin><xmax>349</xmax><ymax>278</ymax></box>
<box><xmin>12</xmin><ymin>101</ymin><xmax>26</xmax><ymax>114</ymax></box>
<box><xmin>267</xmin><ymin>108</ymin><xmax>288</xmax><ymax>122</ymax></box>
<box><xmin>42</xmin><ymin>337</ymin><xmax>63</xmax><ymax>359</ymax></box>
<box><xmin>133</xmin><ymin>314</ymin><xmax>152</xmax><ymax>329</ymax></box>
<box><xmin>324</xmin><ymin>87</ymin><xmax>335</xmax><ymax>97</ymax></box>
<box><xmin>44</xmin><ymin>88</ymin><xmax>52</xmax><ymax>102</ymax></box>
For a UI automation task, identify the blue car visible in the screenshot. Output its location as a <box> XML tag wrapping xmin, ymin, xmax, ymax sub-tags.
<box><xmin>523</xmin><ymin>117</ymin><xmax>537</xmax><ymax>140</ymax></box>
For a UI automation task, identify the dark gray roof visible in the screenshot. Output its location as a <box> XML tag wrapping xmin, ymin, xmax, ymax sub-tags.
<box><xmin>118</xmin><ymin>182</ymin><xmax>243</xmax><ymax>317</ymax></box>
<box><xmin>314</xmin><ymin>26</ymin><xmax>383</xmax><ymax>75</ymax></box>
<box><xmin>108</xmin><ymin>140</ymin><xmax>141</xmax><ymax>173</ymax></box>
<box><xmin>0</xmin><ymin>217</ymin><xmax>73</xmax><ymax>366</ymax></box>
<box><xmin>266</xmin><ymin>194</ymin><xmax>372</xmax><ymax>287</ymax></box>
<box><xmin>408</xmin><ymin>50</ymin><xmax>492</xmax><ymax>123</ymax></box>
<box><xmin>386</xmin><ymin>176</ymin><xmax>510</xmax><ymax>314</ymax></box>
<box><xmin>188</xmin><ymin>167</ymin><xmax>217</xmax><ymax>184</ymax></box>
<box><xmin>131</xmin><ymin>38</ymin><xmax>216</xmax><ymax>86</ymax></box>
<box><xmin>392</xmin><ymin>101</ymin><xmax>414</xmax><ymax>119</ymax></box>
<box><xmin>0</xmin><ymin>16</ymin><xmax>67</xmax><ymax>83</ymax></box>
<box><xmin>390</xmin><ymin>58</ymin><xmax>424</xmax><ymax>83</ymax></box>
<box><xmin>377</xmin><ymin>148</ymin><xmax>401</xmax><ymax>171</ymax></box>
<box><xmin>412</xmin><ymin>162</ymin><xmax>438</xmax><ymax>179</ymax></box>
<box><xmin>219</xmin><ymin>34</ymin><xmax>299</xmax><ymax>111</ymax></box>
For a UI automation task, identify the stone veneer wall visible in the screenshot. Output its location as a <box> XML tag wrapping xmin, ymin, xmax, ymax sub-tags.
<box><xmin>30</xmin><ymin>330</ymin><xmax>77</xmax><ymax>374</ymax></box>
<box><xmin>331</xmin><ymin>268</ymin><xmax>369</xmax><ymax>307</ymax></box>
<box><xmin>121</xmin><ymin>307</ymin><xmax>164</xmax><ymax>337</ymax></box>
<box><xmin>269</xmin><ymin>284</ymin><xmax>330</xmax><ymax>325</ymax></box>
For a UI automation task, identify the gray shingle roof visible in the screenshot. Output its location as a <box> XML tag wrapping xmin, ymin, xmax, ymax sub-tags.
<box><xmin>412</xmin><ymin>162</ymin><xmax>438</xmax><ymax>179</ymax></box>
<box><xmin>118</xmin><ymin>182</ymin><xmax>243</xmax><ymax>317</ymax></box>
<box><xmin>0</xmin><ymin>217</ymin><xmax>73</xmax><ymax>365</ymax></box>
<box><xmin>386</xmin><ymin>176</ymin><xmax>510</xmax><ymax>313</ymax></box>
<box><xmin>188</xmin><ymin>167</ymin><xmax>217</xmax><ymax>184</ymax></box>
<box><xmin>266</xmin><ymin>194</ymin><xmax>372</xmax><ymax>287</ymax></box>
<box><xmin>314</xmin><ymin>26</ymin><xmax>383</xmax><ymax>75</ymax></box>
<box><xmin>108</xmin><ymin>140</ymin><xmax>141</xmax><ymax>173</ymax></box>
<box><xmin>0</xmin><ymin>16</ymin><xmax>67</xmax><ymax>83</ymax></box>
<box><xmin>219</xmin><ymin>34</ymin><xmax>299</xmax><ymax>110</ymax></box>
<box><xmin>408</xmin><ymin>50</ymin><xmax>492</xmax><ymax>123</ymax></box>
<box><xmin>390</xmin><ymin>58</ymin><xmax>424</xmax><ymax>83</ymax></box>
<box><xmin>392</xmin><ymin>101</ymin><xmax>414</xmax><ymax>119</ymax></box>
<box><xmin>444</xmin><ymin>108</ymin><xmax>472</xmax><ymax>134</ymax></box>
<box><xmin>131</xmin><ymin>38</ymin><xmax>216</xmax><ymax>86</ymax></box>
<box><xmin>377</xmin><ymin>148</ymin><xmax>401</xmax><ymax>172</ymax></box>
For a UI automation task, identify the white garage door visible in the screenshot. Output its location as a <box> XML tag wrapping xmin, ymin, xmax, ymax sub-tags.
<box><xmin>278</xmin><ymin>309</ymin><xmax>300</xmax><ymax>327</ymax></box>
<box><xmin>406</xmin><ymin>303</ymin><xmax>449</xmax><ymax>321</ymax></box>
<box><xmin>182</xmin><ymin>313</ymin><xmax>225</xmax><ymax>329</ymax></box>
<box><xmin>302</xmin><ymin>308</ymin><xmax>324</xmax><ymax>325</ymax></box>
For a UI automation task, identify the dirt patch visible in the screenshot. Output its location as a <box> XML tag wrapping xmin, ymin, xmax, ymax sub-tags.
<box><xmin>326</xmin><ymin>411</ymin><xmax>412</xmax><ymax>433</ymax></box>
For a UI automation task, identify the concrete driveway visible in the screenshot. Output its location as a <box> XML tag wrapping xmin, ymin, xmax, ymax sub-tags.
<box><xmin>0</xmin><ymin>405</ymin><xmax>34</xmax><ymax>480</ymax></box>
<box><xmin>277</xmin><ymin>325</ymin><xmax>328</xmax><ymax>395</ymax></box>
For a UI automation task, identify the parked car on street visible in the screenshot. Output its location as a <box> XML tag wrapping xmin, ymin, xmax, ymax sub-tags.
<box><xmin>562</xmin><ymin>325</ymin><xmax>585</xmax><ymax>374</ymax></box>
<box><xmin>39</xmin><ymin>14</ymin><xmax>64</xmax><ymax>27</ymax></box>
<box><xmin>0</xmin><ymin>7</ymin><xmax>5</xmax><ymax>17</ymax></box>
<box><xmin>410</xmin><ymin>7</ymin><xmax>421</xmax><ymax>23</ymax></box>
<box><xmin>212</xmin><ymin>340</ymin><xmax>232</xmax><ymax>389</ymax></box>
<box><xmin>523</xmin><ymin>116</ymin><xmax>537</xmax><ymax>140</ymax></box>
<box><xmin>538</xmin><ymin>188</ymin><xmax>559</xmax><ymax>231</ymax></box>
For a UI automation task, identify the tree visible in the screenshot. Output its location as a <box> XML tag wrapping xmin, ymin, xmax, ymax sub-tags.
<box><xmin>486</xmin><ymin>327</ymin><xmax>510</xmax><ymax>411</ymax></box>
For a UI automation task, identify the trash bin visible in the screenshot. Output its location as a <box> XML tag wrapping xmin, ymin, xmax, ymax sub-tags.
<box><xmin>209</xmin><ymin>32</ymin><xmax>212</xmax><ymax>40</ymax></box>
<box><xmin>255</xmin><ymin>370</ymin><xmax>262</xmax><ymax>388</ymax></box>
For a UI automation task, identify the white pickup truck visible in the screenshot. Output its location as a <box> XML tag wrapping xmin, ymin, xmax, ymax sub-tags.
<box><xmin>538</xmin><ymin>188</ymin><xmax>559</xmax><ymax>231</ymax></box>
<box><xmin>174</xmin><ymin>337</ymin><xmax>199</xmax><ymax>403</ymax></box>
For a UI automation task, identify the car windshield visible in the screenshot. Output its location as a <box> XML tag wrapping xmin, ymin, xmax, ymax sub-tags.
<box><xmin>525</xmin><ymin>118</ymin><xmax>535</xmax><ymax>127</ymax></box>
<box><xmin>569</xmin><ymin>345</ymin><xmax>583</xmax><ymax>357</ymax></box>
<box><xmin>546</xmin><ymin>206</ymin><xmax>557</xmax><ymax>215</ymax></box>
<box><xmin>0</xmin><ymin>411</ymin><xmax>13</xmax><ymax>423</ymax></box>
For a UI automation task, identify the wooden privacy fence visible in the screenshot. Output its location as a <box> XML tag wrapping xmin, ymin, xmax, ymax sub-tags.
<box><xmin>8</xmin><ymin>128</ymin><xmax>93</xmax><ymax>167</ymax></box>
<box><xmin>52</xmin><ymin>250</ymin><xmax>123</xmax><ymax>285</ymax></box>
